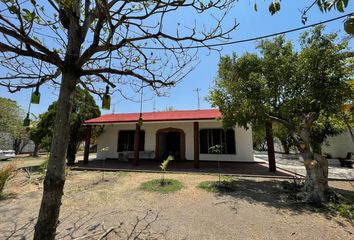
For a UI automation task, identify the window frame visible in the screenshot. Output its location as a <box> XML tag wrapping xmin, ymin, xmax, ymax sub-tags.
<box><xmin>117</xmin><ymin>130</ymin><xmax>145</xmax><ymax>152</ymax></box>
<box><xmin>199</xmin><ymin>128</ymin><xmax>236</xmax><ymax>155</ymax></box>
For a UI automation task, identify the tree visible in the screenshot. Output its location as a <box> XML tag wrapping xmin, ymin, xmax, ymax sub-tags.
<box><xmin>342</xmin><ymin>104</ymin><xmax>354</xmax><ymax>144</ymax></box>
<box><xmin>29</xmin><ymin>87</ymin><xmax>101</xmax><ymax>164</ymax></box>
<box><xmin>0</xmin><ymin>97</ymin><xmax>30</xmax><ymax>153</ymax></box>
<box><xmin>0</xmin><ymin>1</ymin><xmax>237</xmax><ymax>238</ymax></box>
<box><xmin>208</xmin><ymin>26</ymin><xmax>353</xmax><ymax>202</ymax></box>
<box><xmin>252</xmin><ymin>122</ymin><xmax>295</xmax><ymax>154</ymax></box>
<box><xmin>263</xmin><ymin>0</ymin><xmax>353</xmax><ymax>34</ymax></box>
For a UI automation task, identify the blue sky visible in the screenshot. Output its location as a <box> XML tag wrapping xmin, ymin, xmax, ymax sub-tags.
<box><xmin>0</xmin><ymin>1</ymin><xmax>353</xmax><ymax>117</ymax></box>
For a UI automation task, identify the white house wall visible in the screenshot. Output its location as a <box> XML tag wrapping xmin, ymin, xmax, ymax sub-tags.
<box><xmin>322</xmin><ymin>129</ymin><xmax>354</xmax><ymax>158</ymax></box>
<box><xmin>96</xmin><ymin>121</ymin><xmax>254</xmax><ymax>162</ymax></box>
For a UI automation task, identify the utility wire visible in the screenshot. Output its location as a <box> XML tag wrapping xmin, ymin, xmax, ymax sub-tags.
<box><xmin>142</xmin><ymin>12</ymin><xmax>353</xmax><ymax>50</ymax></box>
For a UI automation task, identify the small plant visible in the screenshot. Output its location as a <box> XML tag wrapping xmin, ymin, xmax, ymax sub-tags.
<box><xmin>209</xmin><ymin>144</ymin><xmax>223</xmax><ymax>185</ymax></box>
<box><xmin>159</xmin><ymin>155</ymin><xmax>174</xmax><ymax>185</ymax></box>
<box><xmin>0</xmin><ymin>164</ymin><xmax>15</xmax><ymax>195</ymax></box>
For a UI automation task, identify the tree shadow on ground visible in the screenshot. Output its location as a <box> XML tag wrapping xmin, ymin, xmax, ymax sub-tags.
<box><xmin>209</xmin><ymin>178</ymin><xmax>354</xmax><ymax>222</ymax></box>
<box><xmin>0</xmin><ymin>208</ymin><xmax>186</xmax><ymax>240</ymax></box>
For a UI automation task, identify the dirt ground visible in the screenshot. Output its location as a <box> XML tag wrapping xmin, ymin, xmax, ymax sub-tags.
<box><xmin>0</xmin><ymin>169</ymin><xmax>353</xmax><ymax>240</ymax></box>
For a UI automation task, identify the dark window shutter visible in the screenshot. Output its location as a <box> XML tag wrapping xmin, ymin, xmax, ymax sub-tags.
<box><xmin>200</xmin><ymin>129</ymin><xmax>208</xmax><ymax>153</ymax></box>
<box><xmin>226</xmin><ymin>129</ymin><xmax>236</xmax><ymax>154</ymax></box>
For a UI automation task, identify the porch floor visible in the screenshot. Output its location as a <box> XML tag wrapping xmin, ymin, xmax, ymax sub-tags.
<box><xmin>74</xmin><ymin>159</ymin><xmax>301</xmax><ymax>178</ymax></box>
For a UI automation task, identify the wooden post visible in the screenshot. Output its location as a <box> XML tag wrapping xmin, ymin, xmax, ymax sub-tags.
<box><xmin>133</xmin><ymin>123</ymin><xmax>140</xmax><ymax>166</ymax></box>
<box><xmin>265</xmin><ymin>120</ymin><xmax>276</xmax><ymax>172</ymax></box>
<box><xmin>83</xmin><ymin>125</ymin><xmax>92</xmax><ymax>164</ymax></box>
<box><xmin>194</xmin><ymin>122</ymin><xmax>200</xmax><ymax>168</ymax></box>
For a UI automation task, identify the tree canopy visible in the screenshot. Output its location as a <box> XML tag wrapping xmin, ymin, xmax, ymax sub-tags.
<box><xmin>0</xmin><ymin>97</ymin><xmax>29</xmax><ymax>153</ymax></box>
<box><xmin>208</xmin><ymin>26</ymin><xmax>353</xmax><ymax>201</ymax></box>
<box><xmin>0</xmin><ymin>1</ymin><xmax>240</xmax><ymax>238</ymax></box>
<box><xmin>0</xmin><ymin>0</ymin><xmax>351</xmax><ymax>238</ymax></box>
<box><xmin>29</xmin><ymin>87</ymin><xmax>101</xmax><ymax>164</ymax></box>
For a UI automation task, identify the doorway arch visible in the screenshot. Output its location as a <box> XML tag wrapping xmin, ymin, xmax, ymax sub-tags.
<box><xmin>155</xmin><ymin>127</ymin><xmax>186</xmax><ymax>160</ymax></box>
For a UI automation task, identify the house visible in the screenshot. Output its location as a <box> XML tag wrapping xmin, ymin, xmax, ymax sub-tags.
<box><xmin>83</xmin><ymin>109</ymin><xmax>254</xmax><ymax>168</ymax></box>
<box><xmin>322</xmin><ymin>128</ymin><xmax>354</xmax><ymax>158</ymax></box>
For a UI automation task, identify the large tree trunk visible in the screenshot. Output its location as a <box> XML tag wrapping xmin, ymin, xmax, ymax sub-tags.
<box><xmin>34</xmin><ymin>3</ymin><xmax>82</xmax><ymax>237</ymax></box>
<box><xmin>265</xmin><ymin>120</ymin><xmax>276</xmax><ymax>172</ymax></box>
<box><xmin>33</xmin><ymin>72</ymin><xmax>78</xmax><ymax>239</ymax></box>
<box><xmin>32</xmin><ymin>145</ymin><xmax>39</xmax><ymax>157</ymax></box>
<box><xmin>66</xmin><ymin>138</ymin><xmax>77</xmax><ymax>165</ymax></box>
<box><xmin>298</xmin><ymin>114</ymin><xmax>328</xmax><ymax>203</ymax></box>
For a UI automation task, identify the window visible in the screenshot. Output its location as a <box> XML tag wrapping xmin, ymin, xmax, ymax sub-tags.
<box><xmin>117</xmin><ymin>130</ymin><xmax>145</xmax><ymax>151</ymax></box>
<box><xmin>200</xmin><ymin>129</ymin><xmax>236</xmax><ymax>154</ymax></box>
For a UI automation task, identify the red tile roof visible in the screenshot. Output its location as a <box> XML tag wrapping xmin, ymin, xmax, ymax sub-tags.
<box><xmin>85</xmin><ymin>109</ymin><xmax>221</xmax><ymax>124</ymax></box>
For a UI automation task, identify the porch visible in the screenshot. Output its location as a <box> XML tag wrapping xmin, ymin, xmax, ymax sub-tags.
<box><xmin>74</xmin><ymin>158</ymin><xmax>299</xmax><ymax>178</ymax></box>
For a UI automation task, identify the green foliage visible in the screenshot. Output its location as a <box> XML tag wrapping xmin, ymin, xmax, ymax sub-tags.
<box><xmin>273</xmin><ymin>124</ymin><xmax>295</xmax><ymax>154</ymax></box>
<box><xmin>160</xmin><ymin>155</ymin><xmax>173</xmax><ymax>172</ymax></box>
<box><xmin>316</xmin><ymin>0</ymin><xmax>349</xmax><ymax>13</ymax></box>
<box><xmin>160</xmin><ymin>155</ymin><xmax>174</xmax><ymax>184</ymax></box>
<box><xmin>208</xmin><ymin>26</ymin><xmax>353</xmax><ymax>153</ymax></box>
<box><xmin>0</xmin><ymin>97</ymin><xmax>23</xmax><ymax>135</ymax></box>
<box><xmin>252</xmin><ymin>124</ymin><xmax>267</xmax><ymax>151</ymax></box>
<box><xmin>140</xmin><ymin>179</ymin><xmax>183</xmax><ymax>193</ymax></box>
<box><xmin>310</xmin><ymin>113</ymin><xmax>347</xmax><ymax>153</ymax></box>
<box><xmin>268</xmin><ymin>1</ymin><xmax>281</xmax><ymax>15</ymax></box>
<box><xmin>0</xmin><ymin>97</ymin><xmax>29</xmax><ymax>152</ymax></box>
<box><xmin>29</xmin><ymin>87</ymin><xmax>101</xmax><ymax>164</ymax></box>
<box><xmin>252</xmin><ymin>122</ymin><xmax>295</xmax><ymax>153</ymax></box>
<box><xmin>0</xmin><ymin>164</ymin><xmax>15</xmax><ymax>195</ymax></box>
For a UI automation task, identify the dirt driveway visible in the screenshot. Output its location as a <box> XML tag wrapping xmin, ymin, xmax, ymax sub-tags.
<box><xmin>0</xmin><ymin>170</ymin><xmax>353</xmax><ymax>240</ymax></box>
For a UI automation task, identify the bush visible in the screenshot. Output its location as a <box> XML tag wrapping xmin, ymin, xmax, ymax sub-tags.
<box><xmin>0</xmin><ymin>164</ymin><xmax>15</xmax><ymax>194</ymax></box>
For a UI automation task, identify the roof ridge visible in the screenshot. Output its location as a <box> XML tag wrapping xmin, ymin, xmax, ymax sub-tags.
<box><xmin>102</xmin><ymin>108</ymin><xmax>218</xmax><ymax>116</ymax></box>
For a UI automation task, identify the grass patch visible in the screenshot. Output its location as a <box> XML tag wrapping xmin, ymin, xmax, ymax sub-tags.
<box><xmin>198</xmin><ymin>180</ymin><xmax>238</xmax><ymax>193</ymax></box>
<box><xmin>140</xmin><ymin>179</ymin><xmax>183</xmax><ymax>193</ymax></box>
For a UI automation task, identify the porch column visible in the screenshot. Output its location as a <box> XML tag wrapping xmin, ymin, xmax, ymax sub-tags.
<box><xmin>265</xmin><ymin>120</ymin><xmax>276</xmax><ymax>172</ymax></box>
<box><xmin>194</xmin><ymin>122</ymin><xmax>200</xmax><ymax>168</ymax></box>
<box><xmin>83</xmin><ymin>125</ymin><xmax>92</xmax><ymax>164</ymax></box>
<box><xmin>133</xmin><ymin>123</ymin><xmax>140</xmax><ymax>166</ymax></box>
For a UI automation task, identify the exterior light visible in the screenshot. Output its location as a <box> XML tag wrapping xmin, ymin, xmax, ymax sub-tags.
<box><xmin>102</xmin><ymin>85</ymin><xmax>111</xmax><ymax>110</ymax></box>
<box><xmin>23</xmin><ymin>113</ymin><xmax>30</xmax><ymax>126</ymax></box>
<box><xmin>31</xmin><ymin>84</ymin><xmax>41</xmax><ymax>104</ymax></box>
<box><xmin>138</xmin><ymin>115</ymin><xmax>143</xmax><ymax>127</ymax></box>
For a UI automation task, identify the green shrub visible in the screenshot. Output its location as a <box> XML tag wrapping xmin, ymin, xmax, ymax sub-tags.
<box><xmin>0</xmin><ymin>164</ymin><xmax>15</xmax><ymax>194</ymax></box>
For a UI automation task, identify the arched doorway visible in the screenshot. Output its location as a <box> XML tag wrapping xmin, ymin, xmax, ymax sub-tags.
<box><xmin>155</xmin><ymin>127</ymin><xmax>186</xmax><ymax>160</ymax></box>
